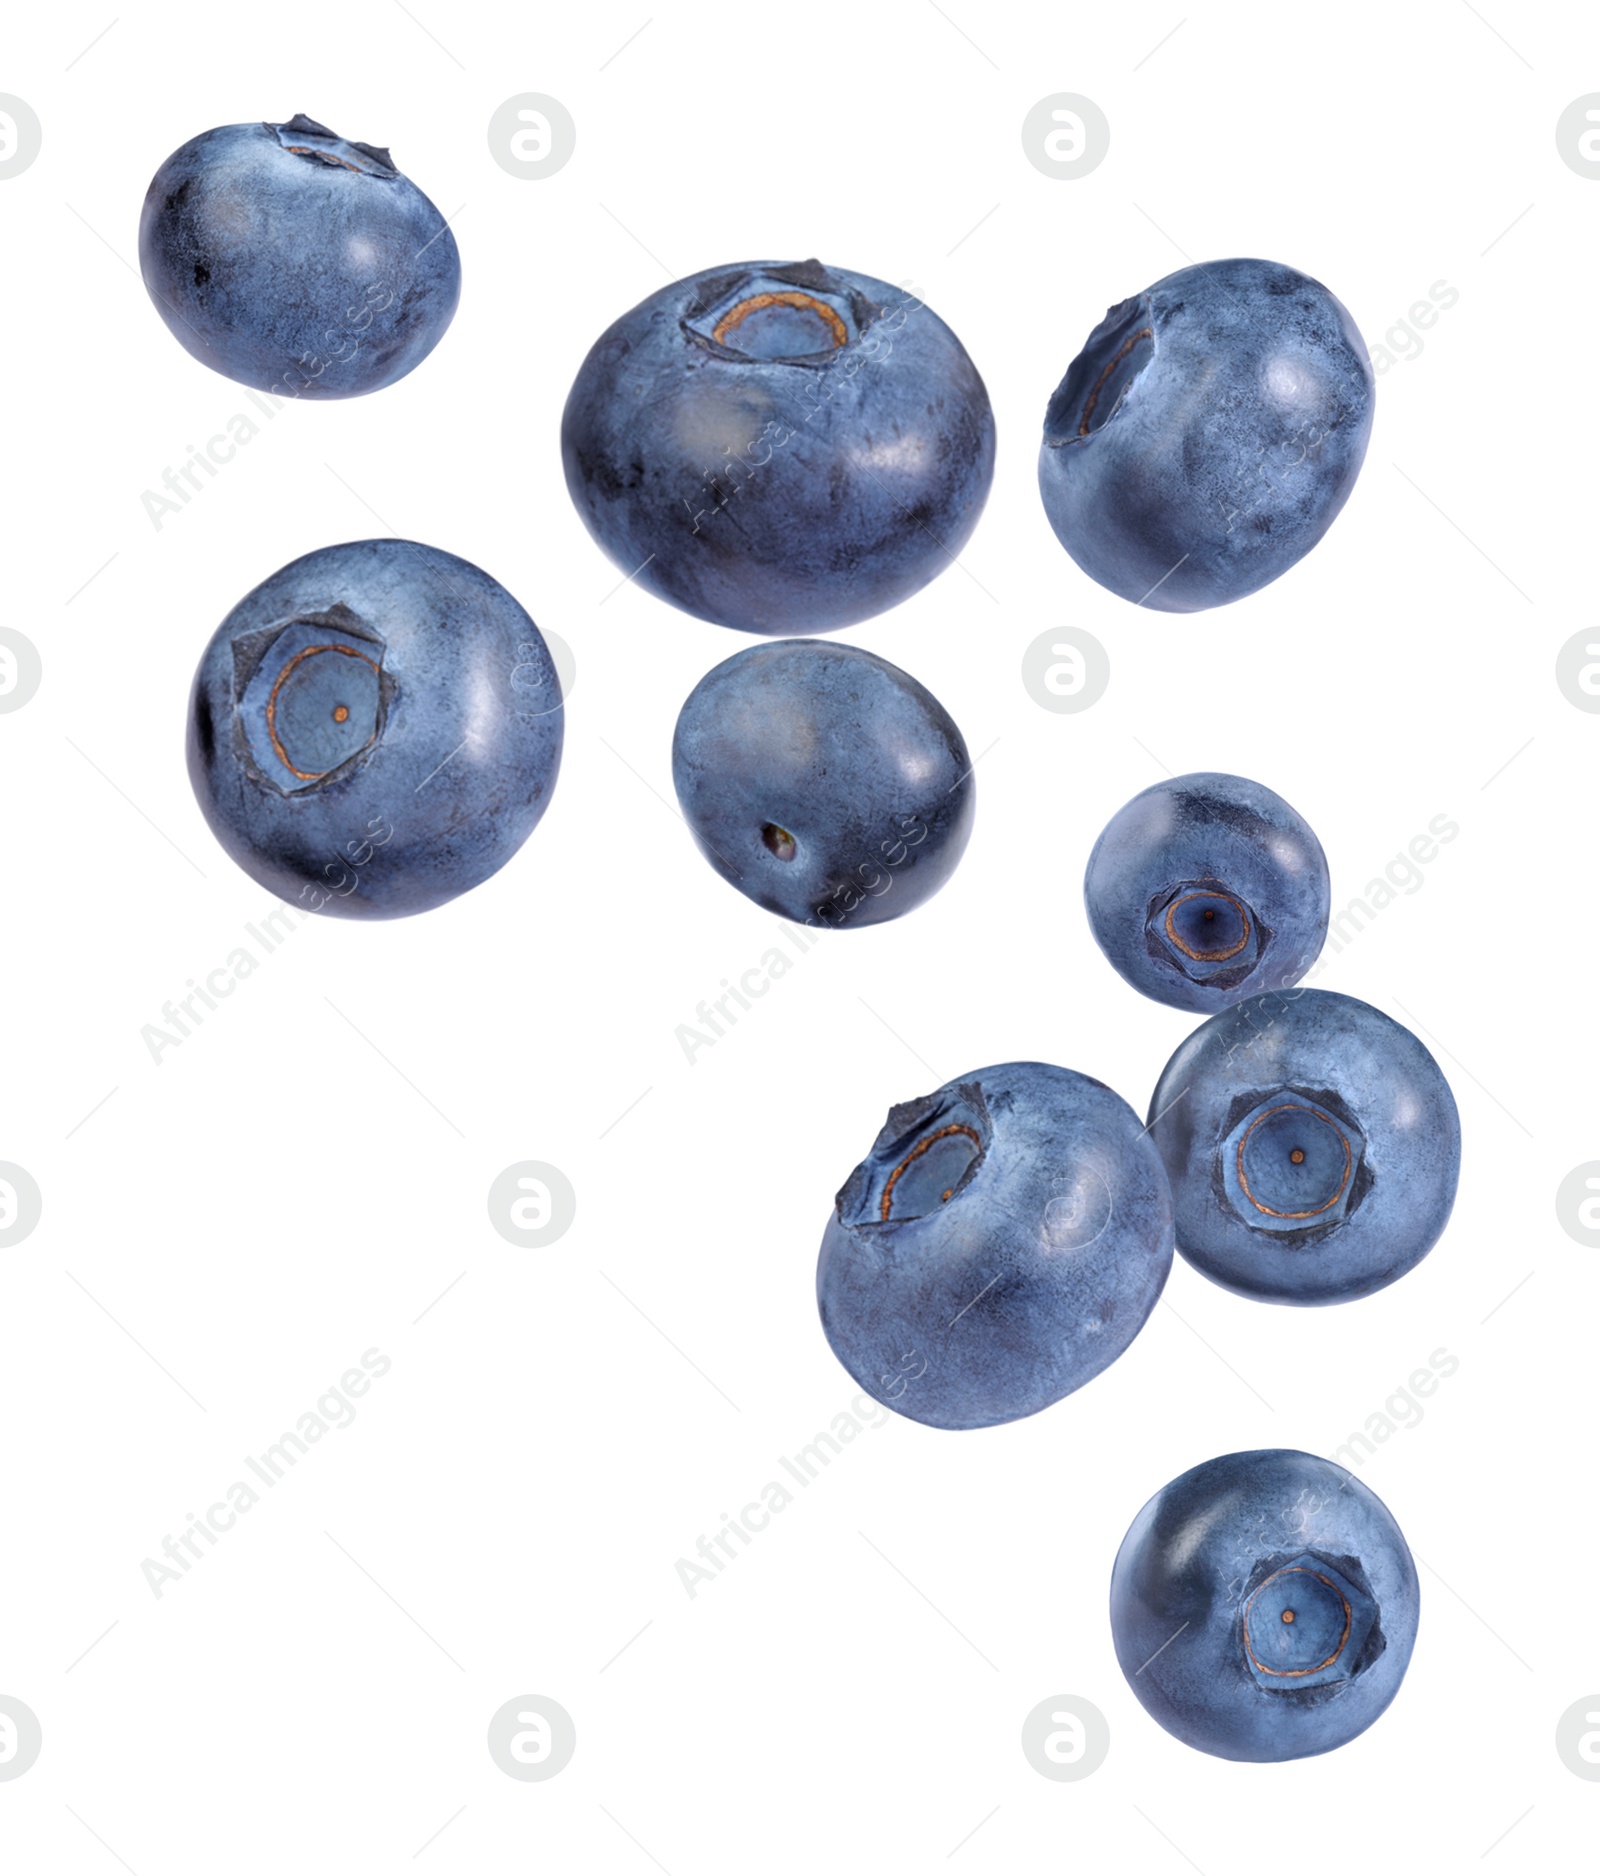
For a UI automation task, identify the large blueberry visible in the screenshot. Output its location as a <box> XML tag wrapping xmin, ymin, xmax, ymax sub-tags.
<box><xmin>1111</xmin><ymin>1449</ymin><xmax>1419</xmax><ymax>1761</ymax></box>
<box><xmin>1038</xmin><ymin>259</ymin><xmax>1373</xmax><ymax>610</ymax></box>
<box><xmin>1084</xmin><ymin>772</ymin><xmax>1329</xmax><ymax>1012</ymax></box>
<box><xmin>188</xmin><ymin>539</ymin><xmax>562</xmax><ymax>918</ymax></box>
<box><xmin>1148</xmin><ymin>989</ymin><xmax>1459</xmax><ymax>1304</ymax></box>
<box><xmin>562</xmin><ymin>259</ymin><xmax>995</xmax><ymax>633</ymax></box>
<box><xmin>672</xmin><ymin>640</ymin><xmax>974</xmax><ymax>929</ymax></box>
<box><xmin>817</xmin><ymin>1063</ymin><xmax>1172</xmax><ymax>1429</ymax></box>
<box><xmin>140</xmin><ymin>115</ymin><xmax>461</xmax><ymax>397</ymax></box>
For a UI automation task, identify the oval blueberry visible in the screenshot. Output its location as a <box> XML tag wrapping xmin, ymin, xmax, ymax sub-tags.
<box><xmin>1111</xmin><ymin>1449</ymin><xmax>1419</xmax><ymax>1760</ymax></box>
<box><xmin>562</xmin><ymin>259</ymin><xmax>996</xmax><ymax>633</ymax></box>
<box><xmin>1084</xmin><ymin>772</ymin><xmax>1329</xmax><ymax>1012</ymax></box>
<box><xmin>817</xmin><ymin>1062</ymin><xmax>1173</xmax><ymax>1429</ymax></box>
<box><xmin>1038</xmin><ymin>258</ymin><xmax>1374</xmax><ymax>611</ymax></box>
<box><xmin>139</xmin><ymin>115</ymin><xmax>461</xmax><ymax>398</ymax></box>
<box><xmin>672</xmin><ymin>640</ymin><xmax>974</xmax><ymax>929</ymax></box>
<box><xmin>1147</xmin><ymin>989</ymin><xmax>1460</xmax><ymax>1304</ymax></box>
<box><xmin>187</xmin><ymin>539</ymin><xmax>563</xmax><ymax>919</ymax></box>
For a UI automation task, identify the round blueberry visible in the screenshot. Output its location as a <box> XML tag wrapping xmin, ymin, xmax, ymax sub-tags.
<box><xmin>672</xmin><ymin>640</ymin><xmax>974</xmax><ymax>930</ymax></box>
<box><xmin>140</xmin><ymin>115</ymin><xmax>461</xmax><ymax>398</ymax></box>
<box><xmin>1147</xmin><ymin>989</ymin><xmax>1460</xmax><ymax>1304</ymax></box>
<box><xmin>1084</xmin><ymin>772</ymin><xmax>1329</xmax><ymax>1012</ymax></box>
<box><xmin>562</xmin><ymin>259</ymin><xmax>995</xmax><ymax>633</ymax></box>
<box><xmin>187</xmin><ymin>539</ymin><xmax>563</xmax><ymax>919</ymax></box>
<box><xmin>817</xmin><ymin>1062</ymin><xmax>1173</xmax><ymax>1429</ymax></box>
<box><xmin>1038</xmin><ymin>258</ymin><xmax>1374</xmax><ymax>611</ymax></box>
<box><xmin>1110</xmin><ymin>1449</ymin><xmax>1419</xmax><ymax>1761</ymax></box>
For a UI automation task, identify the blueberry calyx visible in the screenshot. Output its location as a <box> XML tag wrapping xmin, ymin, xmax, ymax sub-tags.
<box><xmin>681</xmin><ymin>260</ymin><xmax>884</xmax><ymax>365</ymax></box>
<box><xmin>269</xmin><ymin>115</ymin><xmax>399</xmax><ymax>177</ymax></box>
<box><xmin>1218</xmin><ymin>1088</ymin><xmax>1369</xmax><ymax>1236</ymax></box>
<box><xmin>1042</xmin><ymin>293</ymin><xmax>1157</xmax><ymax>448</ymax></box>
<box><xmin>1145</xmin><ymin>877</ymin><xmax>1267</xmax><ymax>988</ymax></box>
<box><xmin>1239</xmin><ymin>1550</ymin><xmax>1381</xmax><ymax>1695</ymax></box>
<box><xmin>834</xmin><ymin>1081</ymin><xmax>992</xmax><ymax>1228</ymax></box>
<box><xmin>228</xmin><ymin>603</ymin><xmax>397</xmax><ymax>796</ymax></box>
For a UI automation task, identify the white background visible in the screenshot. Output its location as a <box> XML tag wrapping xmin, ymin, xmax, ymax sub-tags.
<box><xmin>1</xmin><ymin>2</ymin><xmax>1593</xmax><ymax>1869</ymax></box>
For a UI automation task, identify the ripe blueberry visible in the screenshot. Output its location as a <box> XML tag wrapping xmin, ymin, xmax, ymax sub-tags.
<box><xmin>1084</xmin><ymin>772</ymin><xmax>1329</xmax><ymax>1012</ymax></box>
<box><xmin>1111</xmin><ymin>1449</ymin><xmax>1419</xmax><ymax>1760</ymax></box>
<box><xmin>140</xmin><ymin>115</ymin><xmax>461</xmax><ymax>398</ymax></box>
<box><xmin>187</xmin><ymin>539</ymin><xmax>562</xmax><ymax>918</ymax></box>
<box><xmin>817</xmin><ymin>1062</ymin><xmax>1173</xmax><ymax>1428</ymax></box>
<box><xmin>1147</xmin><ymin>989</ymin><xmax>1460</xmax><ymax>1303</ymax></box>
<box><xmin>1038</xmin><ymin>259</ymin><xmax>1373</xmax><ymax>610</ymax></box>
<box><xmin>562</xmin><ymin>259</ymin><xmax>995</xmax><ymax>633</ymax></box>
<box><xmin>672</xmin><ymin>640</ymin><xmax>974</xmax><ymax>929</ymax></box>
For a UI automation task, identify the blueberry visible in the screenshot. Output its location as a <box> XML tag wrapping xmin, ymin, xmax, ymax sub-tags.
<box><xmin>672</xmin><ymin>640</ymin><xmax>974</xmax><ymax>929</ymax></box>
<box><xmin>1110</xmin><ymin>1449</ymin><xmax>1419</xmax><ymax>1760</ymax></box>
<box><xmin>1084</xmin><ymin>772</ymin><xmax>1329</xmax><ymax>1012</ymax></box>
<box><xmin>187</xmin><ymin>539</ymin><xmax>562</xmax><ymax>918</ymax></box>
<box><xmin>1147</xmin><ymin>989</ymin><xmax>1459</xmax><ymax>1304</ymax></box>
<box><xmin>817</xmin><ymin>1063</ymin><xmax>1172</xmax><ymax>1428</ymax></box>
<box><xmin>1038</xmin><ymin>259</ymin><xmax>1373</xmax><ymax>610</ymax></box>
<box><xmin>139</xmin><ymin>115</ymin><xmax>461</xmax><ymax>398</ymax></box>
<box><xmin>561</xmin><ymin>259</ymin><xmax>995</xmax><ymax>633</ymax></box>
